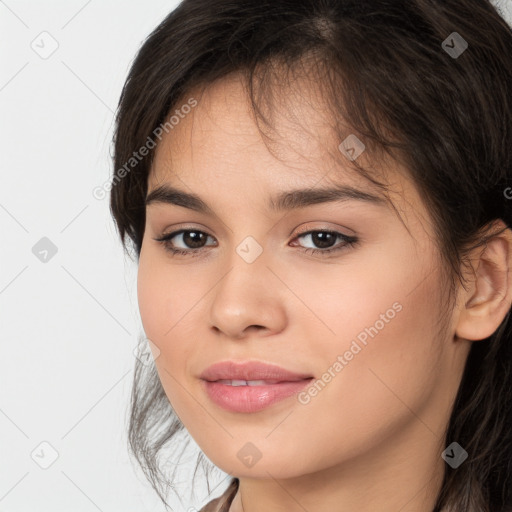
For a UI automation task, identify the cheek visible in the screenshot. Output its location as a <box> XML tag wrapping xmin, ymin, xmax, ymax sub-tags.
<box><xmin>136</xmin><ymin>256</ymin><xmax>200</xmax><ymax>417</ymax></box>
<box><xmin>289</xmin><ymin>245</ymin><xmax>445</xmax><ymax>427</ymax></box>
<box><xmin>137</xmin><ymin>256</ymin><xmax>167</xmax><ymax>343</ymax></box>
<box><xmin>136</xmin><ymin>252</ymin><xmax>203</xmax><ymax>370</ymax></box>
<box><xmin>137</xmin><ymin>246</ymin><xmax>183</xmax><ymax>338</ymax></box>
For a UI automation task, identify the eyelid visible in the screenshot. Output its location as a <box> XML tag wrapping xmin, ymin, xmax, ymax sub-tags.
<box><xmin>159</xmin><ymin>222</ymin><xmax>212</xmax><ymax>234</ymax></box>
<box><xmin>292</xmin><ymin>222</ymin><xmax>356</xmax><ymax>238</ymax></box>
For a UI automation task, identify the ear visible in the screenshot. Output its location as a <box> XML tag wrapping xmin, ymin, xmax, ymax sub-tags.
<box><xmin>455</xmin><ymin>220</ymin><xmax>512</xmax><ymax>342</ymax></box>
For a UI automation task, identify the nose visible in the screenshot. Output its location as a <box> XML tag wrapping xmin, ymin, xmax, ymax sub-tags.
<box><xmin>208</xmin><ymin>250</ymin><xmax>288</xmax><ymax>340</ymax></box>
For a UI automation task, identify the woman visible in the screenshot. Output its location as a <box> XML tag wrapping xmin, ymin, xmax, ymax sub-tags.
<box><xmin>109</xmin><ymin>0</ymin><xmax>512</xmax><ymax>510</ymax></box>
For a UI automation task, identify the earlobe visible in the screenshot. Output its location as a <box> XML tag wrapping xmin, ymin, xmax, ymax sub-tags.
<box><xmin>455</xmin><ymin>221</ymin><xmax>512</xmax><ymax>342</ymax></box>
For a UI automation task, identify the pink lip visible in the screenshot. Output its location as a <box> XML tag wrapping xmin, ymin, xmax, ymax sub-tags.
<box><xmin>201</xmin><ymin>380</ymin><xmax>312</xmax><ymax>413</ymax></box>
<box><xmin>199</xmin><ymin>360</ymin><xmax>314</xmax><ymax>413</ymax></box>
<box><xmin>199</xmin><ymin>360</ymin><xmax>313</xmax><ymax>382</ymax></box>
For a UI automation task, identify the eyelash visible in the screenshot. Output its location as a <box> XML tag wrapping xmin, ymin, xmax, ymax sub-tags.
<box><xmin>153</xmin><ymin>228</ymin><xmax>358</xmax><ymax>258</ymax></box>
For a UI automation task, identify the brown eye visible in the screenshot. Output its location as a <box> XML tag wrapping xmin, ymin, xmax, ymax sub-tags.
<box><xmin>292</xmin><ymin>230</ymin><xmax>358</xmax><ymax>256</ymax></box>
<box><xmin>154</xmin><ymin>229</ymin><xmax>217</xmax><ymax>255</ymax></box>
<box><xmin>153</xmin><ymin>228</ymin><xmax>358</xmax><ymax>258</ymax></box>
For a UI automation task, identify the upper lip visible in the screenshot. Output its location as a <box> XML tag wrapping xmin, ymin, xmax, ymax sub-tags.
<box><xmin>200</xmin><ymin>360</ymin><xmax>313</xmax><ymax>382</ymax></box>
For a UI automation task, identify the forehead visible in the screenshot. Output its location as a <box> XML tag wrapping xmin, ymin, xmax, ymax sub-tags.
<box><xmin>152</xmin><ymin>74</ymin><xmax>375</xmax><ymax>185</ymax></box>
<box><xmin>148</xmin><ymin>73</ymin><xmax>430</xmax><ymax>233</ymax></box>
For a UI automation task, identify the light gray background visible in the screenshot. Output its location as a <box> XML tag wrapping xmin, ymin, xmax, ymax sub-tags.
<box><xmin>1</xmin><ymin>1</ymin><xmax>511</xmax><ymax>511</ymax></box>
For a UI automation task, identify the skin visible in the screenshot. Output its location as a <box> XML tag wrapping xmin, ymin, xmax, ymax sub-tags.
<box><xmin>137</xmin><ymin>72</ymin><xmax>512</xmax><ymax>512</ymax></box>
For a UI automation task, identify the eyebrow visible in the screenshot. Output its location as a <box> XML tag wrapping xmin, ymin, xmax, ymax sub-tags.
<box><xmin>145</xmin><ymin>183</ymin><xmax>388</xmax><ymax>214</ymax></box>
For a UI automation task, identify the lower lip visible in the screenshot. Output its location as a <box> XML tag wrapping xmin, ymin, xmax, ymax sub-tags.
<box><xmin>201</xmin><ymin>378</ymin><xmax>313</xmax><ymax>413</ymax></box>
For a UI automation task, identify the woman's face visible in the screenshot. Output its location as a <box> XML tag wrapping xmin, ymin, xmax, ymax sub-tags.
<box><xmin>137</xmin><ymin>73</ymin><xmax>470</xmax><ymax>481</ymax></box>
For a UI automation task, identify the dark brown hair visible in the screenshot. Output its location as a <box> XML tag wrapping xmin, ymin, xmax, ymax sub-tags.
<box><xmin>109</xmin><ymin>1</ymin><xmax>512</xmax><ymax>510</ymax></box>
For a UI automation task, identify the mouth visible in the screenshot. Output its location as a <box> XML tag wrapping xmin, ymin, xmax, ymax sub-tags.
<box><xmin>199</xmin><ymin>360</ymin><xmax>314</xmax><ymax>413</ymax></box>
<box><xmin>201</xmin><ymin>377</ymin><xmax>314</xmax><ymax>413</ymax></box>
<box><xmin>211</xmin><ymin>378</ymin><xmax>309</xmax><ymax>386</ymax></box>
<box><xmin>199</xmin><ymin>360</ymin><xmax>313</xmax><ymax>383</ymax></box>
